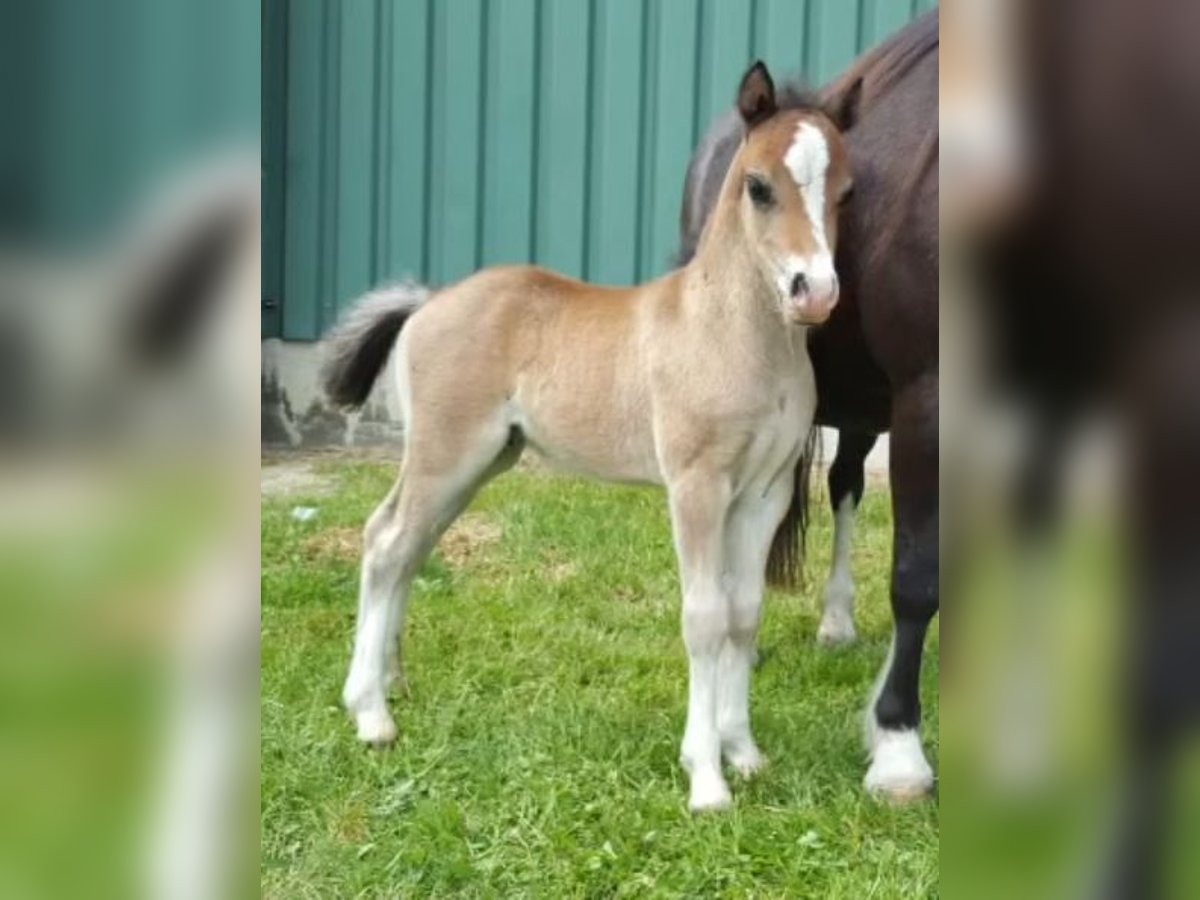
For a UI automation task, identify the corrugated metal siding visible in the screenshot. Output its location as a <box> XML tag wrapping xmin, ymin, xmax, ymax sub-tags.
<box><xmin>269</xmin><ymin>0</ymin><xmax>935</xmax><ymax>340</ymax></box>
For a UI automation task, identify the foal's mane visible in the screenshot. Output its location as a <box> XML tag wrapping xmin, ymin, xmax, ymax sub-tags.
<box><xmin>774</xmin><ymin>85</ymin><xmax>825</xmax><ymax>117</ymax></box>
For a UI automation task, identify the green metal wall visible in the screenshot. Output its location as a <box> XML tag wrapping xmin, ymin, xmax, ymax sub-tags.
<box><xmin>6</xmin><ymin>0</ymin><xmax>257</xmax><ymax>248</ymax></box>
<box><xmin>265</xmin><ymin>0</ymin><xmax>935</xmax><ymax>340</ymax></box>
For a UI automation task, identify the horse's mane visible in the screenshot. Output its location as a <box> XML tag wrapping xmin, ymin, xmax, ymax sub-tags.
<box><xmin>775</xmin><ymin>84</ymin><xmax>824</xmax><ymax>114</ymax></box>
<box><xmin>818</xmin><ymin>8</ymin><xmax>939</xmax><ymax>280</ymax></box>
<box><xmin>818</xmin><ymin>8</ymin><xmax>938</xmax><ymax>114</ymax></box>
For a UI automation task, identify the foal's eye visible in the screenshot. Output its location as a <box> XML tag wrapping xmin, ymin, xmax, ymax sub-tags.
<box><xmin>746</xmin><ymin>175</ymin><xmax>774</xmax><ymax>208</ymax></box>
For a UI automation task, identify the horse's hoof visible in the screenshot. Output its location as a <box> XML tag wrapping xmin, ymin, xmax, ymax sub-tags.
<box><xmin>870</xmin><ymin>782</ymin><xmax>931</xmax><ymax>804</ymax></box>
<box><xmin>355</xmin><ymin>709</ymin><xmax>398</xmax><ymax>746</ymax></box>
<box><xmin>864</xmin><ymin>729</ymin><xmax>934</xmax><ymax>801</ymax></box>
<box><xmin>816</xmin><ymin>613</ymin><xmax>857</xmax><ymax>646</ymax></box>
<box><xmin>688</xmin><ymin>773</ymin><xmax>733</xmax><ymax>813</ymax></box>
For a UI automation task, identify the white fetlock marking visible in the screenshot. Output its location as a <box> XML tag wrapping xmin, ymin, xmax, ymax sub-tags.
<box><xmin>865</xmin><ymin>728</ymin><xmax>934</xmax><ymax>798</ymax></box>
<box><xmin>342</xmin><ymin>675</ymin><xmax>368</xmax><ymax>714</ymax></box>
<box><xmin>819</xmin><ymin>495</ymin><xmax>858</xmax><ymax>644</ymax></box>
<box><xmin>689</xmin><ymin>769</ymin><xmax>733</xmax><ymax>812</ymax></box>
<box><xmin>344</xmin><ymin>673</ymin><xmax>396</xmax><ymax>745</ymax></box>
<box><xmin>817</xmin><ymin>592</ymin><xmax>857</xmax><ymax>645</ymax></box>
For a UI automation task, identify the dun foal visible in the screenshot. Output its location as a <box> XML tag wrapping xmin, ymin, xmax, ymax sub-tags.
<box><xmin>321</xmin><ymin>63</ymin><xmax>852</xmax><ymax>811</ymax></box>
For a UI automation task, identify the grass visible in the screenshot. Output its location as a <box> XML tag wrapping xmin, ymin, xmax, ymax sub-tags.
<box><xmin>262</xmin><ymin>460</ymin><xmax>938</xmax><ymax>898</ymax></box>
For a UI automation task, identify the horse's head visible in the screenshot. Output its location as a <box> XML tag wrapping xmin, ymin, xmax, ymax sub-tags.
<box><xmin>729</xmin><ymin>62</ymin><xmax>853</xmax><ymax>325</ymax></box>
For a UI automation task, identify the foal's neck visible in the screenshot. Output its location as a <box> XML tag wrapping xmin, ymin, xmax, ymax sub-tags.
<box><xmin>683</xmin><ymin>201</ymin><xmax>786</xmax><ymax>340</ymax></box>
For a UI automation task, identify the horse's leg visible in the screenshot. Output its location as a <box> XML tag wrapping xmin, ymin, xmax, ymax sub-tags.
<box><xmin>718</xmin><ymin>477</ymin><xmax>792</xmax><ymax>776</ymax></box>
<box><xmin>865</xmin><ymin>374</ymin><xmax>937</xmax><ymax>800</ymax></box>
<box><xmin>343</xmin><ymin>419</ymin><xmax>520</xmax><ymax>745</ymax></box>
<box><xmin>669</xmin><ymin>471</ymin><xmax>734</xmax><ymax>811</ymax></box>
<box><xmin>818</xmin><ymin>430</ymin><xmax>878</xmax><ymax>645</ymax></box>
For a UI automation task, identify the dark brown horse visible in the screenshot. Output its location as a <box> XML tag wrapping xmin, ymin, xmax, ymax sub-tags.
<box><xmin>678</xmin><ymin>11</ymin><xmax>938</xmax><ymax>800</ymax></box>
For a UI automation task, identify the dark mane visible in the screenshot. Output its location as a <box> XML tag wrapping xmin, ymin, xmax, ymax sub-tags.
<box><xmin>823</xmin><ymin>9</ymin><xmax>939</xmax><ymax>280</ymax></box>
<box><xmin>761</xmin><ymin>11</ymin><xmax>941</xmax><ymax>127</ymax></box>
<box><xmin>819</xmin><ymin>8</ymin><xmax>938</xmax><ymax>114</ymax></box>
<box><xmin>776</xmin><ymin>84</ymin><xmax>824</xmax><ymax>113</ymax></box>
<box><xmin>675</xmin><ymin>13</ymin><xmax>939</xmax><ymax>271</ymax></box>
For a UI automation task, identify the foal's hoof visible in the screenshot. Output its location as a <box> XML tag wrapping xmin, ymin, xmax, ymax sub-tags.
<box><xmin>864</xmin><ymin>730</ymin><xmax>934</xmax><ymax>802</ymax></box>
<box><xmin>688</xmin><ymin>773</ymin><xmax>733</xmax><ymax>813</ymax></box>
<box><xmin>354</xmin><ymin>709</ymin><xmax>399</xmax><ymax>746</ymax></box>
<box><xmin>725</xmin><ymin>745</ymin><xmax>769</xmax><ymax>778</ymax></box>
<box><xmin>816</xmin><ymin>611</ymin><xmax>857</xmax><ymax>646</ymax></box>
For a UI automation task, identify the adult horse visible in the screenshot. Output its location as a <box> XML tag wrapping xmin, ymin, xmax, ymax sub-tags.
<box><xmin>322</xmin><ymin>63</ymin><xmax>854</xmax><ymax>812</ymax></box>
<box><xmin>679</xmin><ymin>11</ymin><xmax>938</xmax><ymax>799</ymax></box>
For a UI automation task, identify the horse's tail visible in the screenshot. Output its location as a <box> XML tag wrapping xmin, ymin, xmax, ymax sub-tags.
<box><xmin>766</xmin><ymin>425</ymin><xmax>821</xmax><ymax>590</ymax></box>
<box><xmin>319</xmin><ymin>280</ymin><xmax>431</xmax><ymax>409</ymax></box>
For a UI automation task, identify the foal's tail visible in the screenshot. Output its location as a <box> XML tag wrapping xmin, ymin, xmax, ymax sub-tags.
<box><xmin>766</xmin><ymin>425</ymin><xmax>821</xmax><ymax>590</ymax></box>
<box><xmin>320</xmin><ymin>281</ymin><xmax>431</xmax><ymax>409</ymax></box>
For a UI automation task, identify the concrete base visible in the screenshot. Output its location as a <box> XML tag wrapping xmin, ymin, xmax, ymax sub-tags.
<box><xmin>261</xmin><ymin>338</ymin><xmax>404</xmax><ymax>448</ymax></box>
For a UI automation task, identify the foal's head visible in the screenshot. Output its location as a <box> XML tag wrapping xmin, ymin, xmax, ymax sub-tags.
<box><xmin>727</xmin><ymin>62</ymin><xmax>853</xmax><ymax>325</ymax></box>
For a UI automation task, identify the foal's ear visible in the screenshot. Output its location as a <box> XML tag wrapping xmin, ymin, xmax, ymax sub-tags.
<box><xmin>737</xmin><ymin>61</ymin><xmax>777</xmax><ymax>130</ymax></box>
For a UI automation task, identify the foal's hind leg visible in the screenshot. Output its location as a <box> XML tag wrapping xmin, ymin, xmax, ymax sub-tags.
<box><xmin>354</xmin><ymin>479</ymin><xmax>409</xmax><ymax>696</ymax></box>
<box><xmin>718</xmin><ymin>478</ymin><xmax>793</xmax><ymax>776</ymax></box>
<box><xmin>349</xmin><ymin>477</ymin><xmax>413</xmax><ymax>697</ymax></box>
<box><xmin>343</xmin><ymin>422</ymin><xmax>519</xmax><ymax>744</ymax></box>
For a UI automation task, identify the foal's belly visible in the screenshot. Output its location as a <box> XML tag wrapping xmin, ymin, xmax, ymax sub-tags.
<box><xmin>512</xmin><ymin>384</ymin><xmax>663</xmax><ymax>486</ymax></box>
<box><xmin>521</xmin><ymin>423</ymin><xmax>663</xmax><ymax>485</ymax></box>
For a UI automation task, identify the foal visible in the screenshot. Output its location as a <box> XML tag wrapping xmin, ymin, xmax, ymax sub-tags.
<box><xmin>321</xmin><ymin>62</ymin><xmax>852</xmax><ymax>811</ymax></box>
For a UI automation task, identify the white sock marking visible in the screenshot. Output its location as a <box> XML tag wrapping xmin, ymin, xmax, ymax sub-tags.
<box><xmin>863</xmin><ymin>631</ymin><xmax>933</xmax><ymax>796</ymax></box>
<box><xmin>818</xmin><ymin>495</ymin><xmax>857</xmax><ymax>643</ymax></box>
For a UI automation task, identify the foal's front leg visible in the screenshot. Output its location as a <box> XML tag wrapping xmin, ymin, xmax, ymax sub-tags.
<box><xmin>719</xmin><ymin>481</ymin><xmax>793</xmax><ymax>776</ymax></box>
<box><xmin>668</xmin><ymin>472</ymin><xmax>734</xmax><ymax>812</ymax></box>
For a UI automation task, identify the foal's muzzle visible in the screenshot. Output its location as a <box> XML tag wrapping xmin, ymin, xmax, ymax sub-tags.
<box><xmin>786</xmin><ymin>269</ymin><xmax>838</xmax><ymax>325</ymax></box>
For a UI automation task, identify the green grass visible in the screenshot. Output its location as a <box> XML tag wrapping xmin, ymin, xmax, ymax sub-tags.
<box><xmin>262</xmin><ymin>460</ymin><xmax>938</xmax><ymax>898</ymax></box>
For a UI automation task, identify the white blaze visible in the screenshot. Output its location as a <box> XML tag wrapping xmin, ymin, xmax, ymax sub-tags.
<box><xmin>783</xmin><ymin>121</ymin><xmax>832</xmax><ymax>256</ymax></box>
<box><xmin>781</xmin><ymin>121</ymin><xmax>836</xmax><ymax>296</ymax></box>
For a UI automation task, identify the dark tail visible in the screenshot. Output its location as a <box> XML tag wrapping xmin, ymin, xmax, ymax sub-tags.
<box><xmin>766</xmin><ymin>425</ymin><xmax>821</xmax><ymax>590</ymax></box>
<box><xmin>319</xmin><ymin>281</ymin><xmax>431</xmax><ymax>409</ymax></box>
